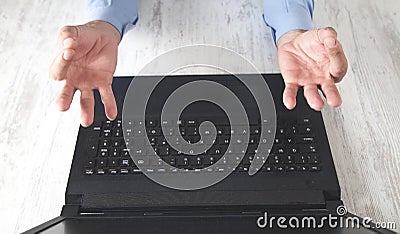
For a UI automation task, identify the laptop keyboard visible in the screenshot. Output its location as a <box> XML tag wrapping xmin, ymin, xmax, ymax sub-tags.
<box><xmin>84</xmin><ymin>117</ymin><xmax>321</xmax><ymax>175</ymax></box>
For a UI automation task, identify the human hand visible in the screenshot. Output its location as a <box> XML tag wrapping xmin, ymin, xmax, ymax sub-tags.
<box><xmin>277</xmin><ymin>27</ymin><xmax>348</xmax><ymax>111</ymax></box>
<box><xmin>49</xmin><ymin>20</ymin><xmax>121</xmax><ymax>127</ymax></box>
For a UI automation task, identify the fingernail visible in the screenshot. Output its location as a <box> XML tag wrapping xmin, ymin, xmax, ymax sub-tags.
<box><xmin>63</xmin><ymin>38</ymin><xmax>74</xmax><ymax>48</ymax></box>
<box><xmin>325</xmin><ymin>38</ymin><xmax>336</xmax><ymax>48</ymax></box>
<box><xmin>63</xmin><ymin>49</ymin><xmax>75</xmax><ymax>60</ymax></box>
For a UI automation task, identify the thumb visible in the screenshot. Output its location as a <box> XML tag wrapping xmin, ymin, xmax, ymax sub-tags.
<box><xmin>49</xmin><ymin>26</ymin><xmax>80</xmax><ymax>81</ymax></box>
<box><xmin>317</xmin><ymin>27</ymin><xmax>348</xmax><ymax>82</ymax></box>
<box><xmin>323</xmin><ymin>37</ymin><xmax>348</xmax><ymax>83</ymax></box>
<box><xmin>58</xmin><ymin>26</ymin><xmax>80</xmax><ymax>60</ymax></box>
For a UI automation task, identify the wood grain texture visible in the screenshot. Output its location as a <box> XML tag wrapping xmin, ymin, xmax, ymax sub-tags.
<box><xmin>0</xmin><ymin>0</ymin><xmax>399</xmax><ymax>233</ymax></box>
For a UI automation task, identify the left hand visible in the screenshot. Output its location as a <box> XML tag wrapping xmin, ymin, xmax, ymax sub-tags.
<box><xmin>277</xmin><ymin>27</ymin><xmax>348</xmax><ymax>111</ymax></box>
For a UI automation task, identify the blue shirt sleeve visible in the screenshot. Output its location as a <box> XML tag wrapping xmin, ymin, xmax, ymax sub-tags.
<box><xmin>263</xmin><ymin>0</ymin><xmax>314</xmax><ymax>45</ymax></box>
<box><xmin>86</xmin><ymin>0</ymin><xmax>138</xmax><ymax>36</ymax></box>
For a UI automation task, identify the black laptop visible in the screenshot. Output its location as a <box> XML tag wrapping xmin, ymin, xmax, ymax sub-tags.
<box><xmin>24</xmin><ymin>74</ymin><xmax>395</xmax><ymax>233</ymax></box>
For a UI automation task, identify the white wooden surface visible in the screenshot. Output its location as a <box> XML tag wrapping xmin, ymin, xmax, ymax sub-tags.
<box><xmin>0</xmin><ymin>0</ymin><xmax>399</xmax><ymax>233</ymax></box>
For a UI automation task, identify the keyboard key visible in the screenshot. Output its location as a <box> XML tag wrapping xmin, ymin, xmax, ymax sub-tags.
<box><xmin>250</xmin><ymin>126</ymin><xmax>261</xmax><ymax>135</ymax></box>
<box><xmin>135</xmin><ymin>156</ymin><xmax>150</xmax><ymax>166</ymax></box>
<box><xmin>112</xmin><ymin>139</ymin><xmax>121</xmax><ymax>147</ymax></box>
<box><xmin>86</xmin><ymin>160</ymin><xmax>95</xmax><ymax>167</ymax></box>
<box><xmin>179</xmin><ymin>127</ymin><xmax>186</xmax><ymax>136</ymax></box>
<box><xmin>286</xmin><ymin>165</ymin><xmax>296</xmax><ymax>172</ymax></box>
<box><xmin>296</xmin><ymin>155</ymin><xmax>308</xmax><ymax>164</ymax></box>
<box><xmin>286</xmin><ymin>155</ymin><xmax>294</xmax><ymax>164</ymax></box>
<box><xmin>97</xmin><ymin>159</ymin><xmax>107</xmax><ymax>167</ymax></box>
<box><xmin>238</xmin><ymin>166</ymin><xmax>248</xmax><ymax>172</ymax></box>
<box><xmin>285</xmin><ymin>137</ymin><xmax>295</xmax><ymax>144</ymax></box>
<box><xmin>99</xmin><ymin>148</ymin><xmax>109</xmax><ymax>157</ymax></box>
<box><xmin>288</xmin><ymin>146</ymin><xmax>298</xmax><ymax>154</ymax></box>
<box><xmin>109</xmin><ymin>158</ymin><xmax>118</xmax><ymax>166</ymax></box>
<box><xmin>114</xmin><ymin>129</ymin><xmax>122</xmax><ymax>137</ymax></box>
<box><xmin>96</xmin><ymin>168</ymin><xmax>105</xmax><ymax>175</ymax></box>
<box><xmin>100</xmin><ymin>139</ymin><xmax>110</xmax><ymax>147</ymax></box>
<box><xmin>87</xmin><ymin>139</ymin><xmax>98</xmax><ymax>157</ymax></box>
<box><xmin>146</xmin><ymin>120</ymin><xmax>157</xmax><ymax>127</ymax></box>
<box><xmin>287</xmin><ymin>125</ymin><xmax>297</xmax><ymax>134</ymax></box>
<box><xmin>263</xmin><ymin>166</ymin><xmax>273</xmax><ymax>172</ymax></box>
<box><xmin>177</xmin><ymin>157</ymin><xmax>190</xmax><ymax>167</ymax></box>
<box><xmin>275</xmin><ymin>166</ymin><xmax>284</xmax><ymax>172</ymax></box>
<box><xmin>164</xmin><ymin>128</ymin><xmax>174</xmax><ymax>136</ymax></box>
<box><xmin>121</xmin><ymin>149</ymin><xmax>130</xmax><ymax>157</ymax></box>
<box><xmin>299</xmin><ymin>126</ymin><xmax>313</xmax><ymax>134</ymax></box>
<box><xmin>216</xmin><ymin>127</ymin><xmax>224</xmax><ymax>135</ymax></box>
<box><xmin>147</xmin><ymin>128</ymin><xmax>161</xmax><ymax>136</ymax></box>
<box><xmin>193</xmin><ymin>156</ymin><xmax>203</xmax><ymax>166</ymax></box>
<box><xmin>297</xmin><ymin>136</ymin><xmax>315</xmax><ymax>143</ymax></box>
<box><xmin>120</xmin><ymin>168</ymin><xmax>129</xmax><ymax>174</ymax></box>
<box><xmin>308</xmin><ymin>154</ymin><xmax>320</xmax><ymax>164</ymax></box>
<box><xmin>187</xmin><ymin>127</ymin><xmax>199</xmax><ymax>136</ymax></box>
<box><xmin>132</xmin><ymin>168</ymin><xmax>142</xmax><ymax>173</ymax></box>
<box><xmin>301</xmin><ymin>145</ymin><xmax>318</xmax><ymax>153</ymax></box>
<box><xmin>164</xmin><ymin>156</ymin><xmax>176</xmax><ymax>166</ymax></box>
<box><xmin>103</xmin><ymin>129</ymin><xmax>112</xmax><ymax>137</ymax></box>
<box><xmin>120</xmin><ymin>158</ymin><xmax>131</xmax><ymax>167</ymax></box>
<box><xmin>108</xmin><ymin>168</ymin><xmax>117</xmax><ymax>174</ymax></box>
<box><xmin>208</xmin><ymin>147</ymin><xmax>222</xmax><ymax>155</ymax></box>
<box><xmin>91</xmin><ymin>122</ymin><xmax>102</xmax><ymax>137</ymax></box>
<box><xmin>134</xmin><ymin>128</ymin><xmax>145</xmax><ymax>136</ymax></box>
<box><xmin>158</xmin><ymin>147</ymin><xmax>170</xmax><ymax>156</ymax></box>
<box><xmin>103</xmin><ymin>120</ymin><xmax>113</xmax><ymax>128</ymax></box>
<box><xmin>310</xmin><ymin>165</ymin><xmax>321</xmax><ymax>171</ymax></box>
<box><xmin>115</xmin><ymin>119</ymin><xmax>122</xmax><ymax>128</ymax></box>
<box><xmin>204</xmin><ymin>156</ymin><xmax>215</xmax><ymax>166</ymax></box>
<box><xmin>84</xmin><ymin>168</ymin><xmax>94</xmax><ymax>175</ymax></box>
<box><xmin>298</xmin><ymin>165</ymin><xmax>308</xmax><ymax>171</ymax></box>
<box><xmin>161</xmin><ymin>120</ymin><xmax>171</xmax><ymax>126</ymax></box>
<box><xmin>300</xmin><ymin>117</ymin><xmax>311</xmax><ymax>125</ymax></box>
<box><xmin>148</xmin><ymin>137</ymin><xmax>157</xmax><ymax>146</ymax></box>
<box><xmin>186</xmin><ymin>120</ymin><xmax>197</xmax><ymax>126</ymax></box>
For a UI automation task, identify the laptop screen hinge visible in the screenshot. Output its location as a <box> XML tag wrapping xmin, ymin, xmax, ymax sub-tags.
<box><xmin>61</xmin><ymin>204</ymin><xmax>81</xmax><ymax>217</ymax></box>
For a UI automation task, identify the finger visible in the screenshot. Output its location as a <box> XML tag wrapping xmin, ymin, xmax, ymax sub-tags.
<box><xmin>320</xmin><ymin>80</ymin><xmax>342</xmax><ymax>107</ymax></box>
<box><xmin>55</xmin><ymin>82</ymin><xmax>76</xmax><ymax>111</ymax></box>
<box><xmin>316</xmin><ymin>27</ymin><xmax>337</xmax><ymax>43</ymax></box>
<box><xmin>99</xmin><ymin>86</ymin><xmax>117</xmax><ymax>120</ymax></box>
<box><xmin>58</xmin><ymin>26</ymin><xmax>79</xmax><ymax>46</ymax></box>
<box><xmin>317</xmin><ymin>27</ymin><xmax>348</xmax><ymax>82</ymax></box>
<box><xmin>324</xmin><ymin>39</ymin><xmax>348</xmax><ymax>82</ymax></box>
<box><xmin>283</xmin><ymin>83</ymin><xmax>299</xmax><ymax>110</ymax></box>
<box><xmin>303</xmin><ymin>85</ymin><xmax>324</xmax><ymax>111</ymax></box>
<box><xmin>49</xmin><ymin>51</ymin><xmax>74</xmax><ymax>81</ymax></box>
<box><xmin>80</xmin><ymin>89</ymin><xmax>95</xmax><ymax>127</ymax></box>
<box><xmin>49</xmin><ymin>26</ymin><xmax>80</xmax><ymax>81</ymax></box>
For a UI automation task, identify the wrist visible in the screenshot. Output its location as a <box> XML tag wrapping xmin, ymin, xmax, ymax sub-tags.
<box><xmin>277</xmin><ymin>30</ymin><xmax>307</xmax><ymax>48</ymax></box>
<box><xmin>86</xmin><ymin>20</ymin><xmax>121</xmax><ymax>44</ymax></box>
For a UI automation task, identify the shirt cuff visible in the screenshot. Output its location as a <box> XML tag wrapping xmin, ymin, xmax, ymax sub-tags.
<box><xmin>86</xmin><ymin>0</ymin><xmax>138</xmax><ymax>37</ymax></box>
<box><xmin>263</xmin><ymin>0</ymin><xmax>314</xmax><ymax>45</ymax></box>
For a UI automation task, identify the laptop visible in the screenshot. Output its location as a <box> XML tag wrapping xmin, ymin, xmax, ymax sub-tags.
<box><xmin>24</xmin><ymin>74</ymin><xmax>395</xmax><ymax>233</ymax></box>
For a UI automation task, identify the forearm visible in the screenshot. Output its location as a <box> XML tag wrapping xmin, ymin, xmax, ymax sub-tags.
<box><xmin>263</xmin><ymin>0</ymin><xmax>314</xmax><ymax>45</ymax></box>
<box><xmin>86</xmin><ymin>0</ymin><xmax>139</xmax><ymax>38</ymax></box>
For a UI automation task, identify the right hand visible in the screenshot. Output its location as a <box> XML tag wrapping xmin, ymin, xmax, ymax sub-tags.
<box><xmin>49</xmin><ymin>20</ymin><xmax>121</xmax><ymax>127</ymax></box>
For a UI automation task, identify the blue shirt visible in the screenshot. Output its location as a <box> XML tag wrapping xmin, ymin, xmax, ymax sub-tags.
<box><xmin>86</xmin><ymin>0</ymin><xmax>314</xmax><ymax>44</ymax></box>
